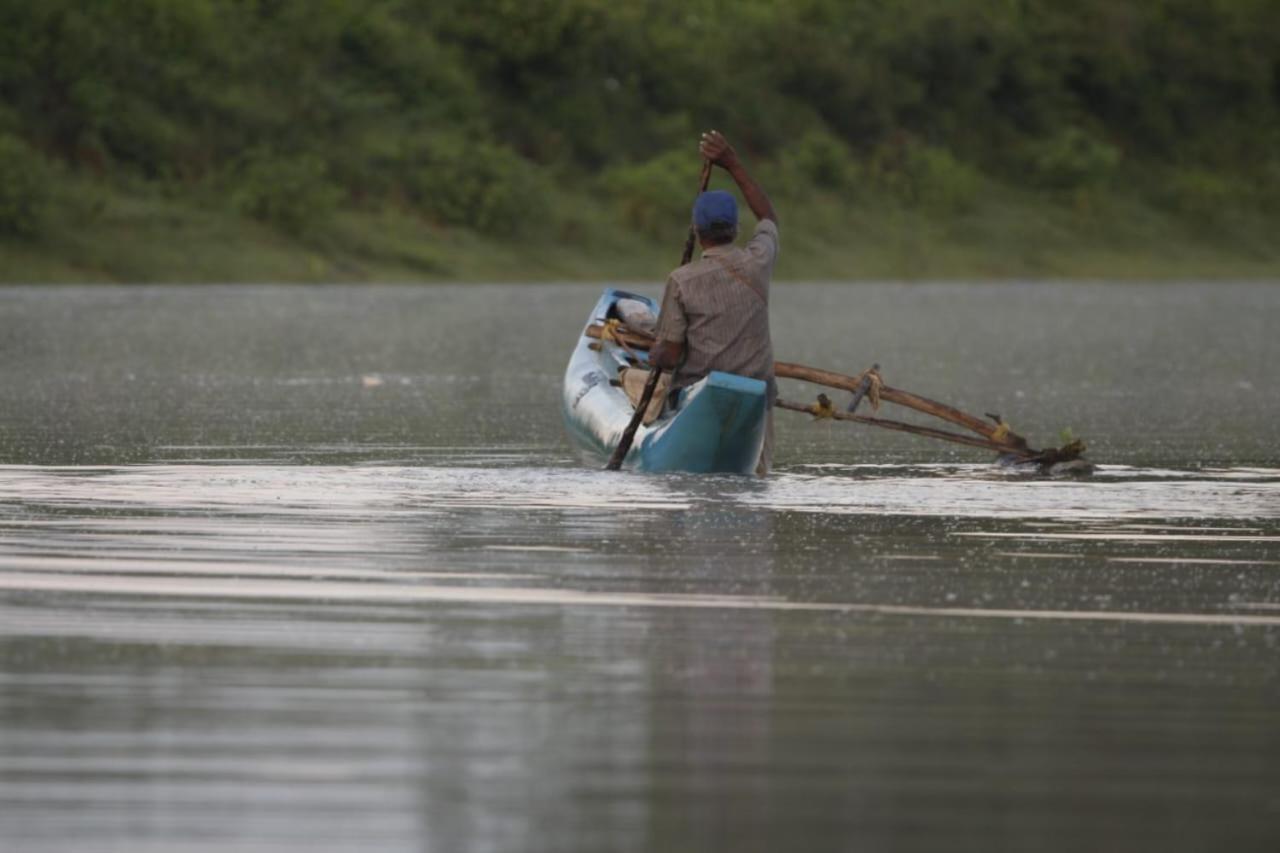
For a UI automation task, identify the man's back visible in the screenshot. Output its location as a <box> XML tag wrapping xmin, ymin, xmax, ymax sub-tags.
<box><xmin>655</xmin><ymin>219</ymin><xmax>779</xmax><ymax>394</ymax></box>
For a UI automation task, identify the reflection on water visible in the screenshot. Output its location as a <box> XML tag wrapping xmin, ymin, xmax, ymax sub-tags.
<box><xmin>2</xmin><ymin>284</ymin><xmax>1279</xmax><ymax>851</ymax></box>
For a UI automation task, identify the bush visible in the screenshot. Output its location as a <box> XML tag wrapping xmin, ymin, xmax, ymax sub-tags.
<box><xmin>1257</xmin><ymin>160</ymin><xmax>1280</xmax><ymax>215</ymax></box>
<box><xmin>405</xmin><ymin>136</ymin><xmax>549</xmax><ymax>236</ymax></box>
<box><xmin>873</xmin><ymin>138</ymin><xmax>982</xmax><ymax>214</ymax></box>
<box><xmin>1155</xmin><ymin>169</ymin><xmax>1238</xmax><ymax>223</ymax></box>
<box><xmin>232</xmin><ymin>152</ymin><xmax>340</xmax><ymax>234</ymax></box>
<box><xmin>599</xmin><ymin>149</ymin><xmax>701</xmax><ymax>239</ymax></box>
<box><xmin>0</xmin><ymin>134</ymin><xmax>51</xmax><ymax>237</ymax></box>
<box><xmin>778</xmin><ymin>129</ymin><xmax>860</xmax><ymax>195</ymax></box>
<box><xmin>910</xmin><ymin>147</ymin><xmax>982</xmax><ymax>213</ymax></box>
<box><xmin>1027</xmin><ymin>128</ymin><xmax>1121</xmax><ymax>190</ymax></box>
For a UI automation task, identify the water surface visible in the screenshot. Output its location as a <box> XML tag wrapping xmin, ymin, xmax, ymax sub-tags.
<box><xmin>1</xmin><ymin>283</ymin><xmax>1278</xmax><ymax>852</ymax></box>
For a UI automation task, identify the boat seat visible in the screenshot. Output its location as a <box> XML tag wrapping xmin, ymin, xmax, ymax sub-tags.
<box><xmin>618</xmin><ymin>367</ymin><xmax>670</xmax><ymax>425</ymax></box>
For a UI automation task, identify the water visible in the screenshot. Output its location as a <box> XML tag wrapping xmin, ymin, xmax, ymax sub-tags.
<box><xmin>1</xmin><ymin>282</ymin><xmax>1278</xmax><ymax>852</ymax></box>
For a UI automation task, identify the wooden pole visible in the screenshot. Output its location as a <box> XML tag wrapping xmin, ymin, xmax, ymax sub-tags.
<box><xmin>772</xmin><ymin>361</ymin><xmax>1017</xmax><ymax>443</ymax></box>
<box><xmin>774</xmin><ymin>399</ymin><xmax>1039</xmax><ymax>457</ymax></box>
<box><xmin>606</xmin><ymin>159</ymin><xmax>713</xmax><ymax>471</ymax></box>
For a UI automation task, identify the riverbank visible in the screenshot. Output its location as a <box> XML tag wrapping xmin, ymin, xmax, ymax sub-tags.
<box><xmin>5</xmin><ymin>1</ymin><xmax>1277</xmax><ymax>285</ymax></box>
<box><xmin>3</xmin><ymin>174</ymin><xmax>1278</xmax><ymax>284</ymax></box>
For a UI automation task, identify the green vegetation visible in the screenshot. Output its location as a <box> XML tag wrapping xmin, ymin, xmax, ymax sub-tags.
<box><xmin>1</xmin><ymin>0</ymin><xmax>1278</xmax><ymax>282</ymax></box>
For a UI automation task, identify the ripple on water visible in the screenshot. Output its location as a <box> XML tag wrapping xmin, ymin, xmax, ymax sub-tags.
<box><xmin>1</xmin><ymin>462</ymin><xmax>1277</xmax><ymax>626</ymax></box>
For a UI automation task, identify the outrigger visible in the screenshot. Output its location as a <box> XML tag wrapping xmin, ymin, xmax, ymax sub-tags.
<box><xmin>566</xmin><ymin>290</ymin><xmax>1091</xmax><ymax>475</ymax></box>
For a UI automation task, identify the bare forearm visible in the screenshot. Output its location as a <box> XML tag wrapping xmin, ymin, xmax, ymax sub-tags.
<box><xmin>699</xmin><ymin>130</ymin><xmax>776</xmax><ymax>224</ymax></box>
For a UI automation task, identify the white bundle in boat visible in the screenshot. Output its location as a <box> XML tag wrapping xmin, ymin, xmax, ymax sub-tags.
<box><xmin>616</xmin><ymin>298</ymin><xmax>657</xmax><ymax>333</ymax></box>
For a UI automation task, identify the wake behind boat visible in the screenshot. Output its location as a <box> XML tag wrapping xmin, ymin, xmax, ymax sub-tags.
<box><xmin>562</xmin><ymin>288</ymin><xmax>768</xmax><ymax>474</ymax></box>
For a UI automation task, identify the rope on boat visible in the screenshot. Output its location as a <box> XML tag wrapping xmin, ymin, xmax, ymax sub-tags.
<box><xmin>864</xmin><ymin>370</ymin><xmax>883</xmax><ymax>412</ymax></box>
<box><xmin>600</xmin><ymin>318</ymin><xmax>646</xmax><ymax>364</ymax></box>
<box><xmin>600</xmin><ymin>318</ymin><xmax>623</xmax><ymax>342</ymax></box>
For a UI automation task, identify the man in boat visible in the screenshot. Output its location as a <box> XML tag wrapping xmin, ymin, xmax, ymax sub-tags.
<box><xmin>649</xmin><ymin>130</ymin><xmax>779</xmax><ymax>474</ymax></box>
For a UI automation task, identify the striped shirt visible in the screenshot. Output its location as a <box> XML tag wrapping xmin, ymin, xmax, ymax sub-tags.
<box><xmin>654</xmin><ymin>219</ymin><xmax>779</xmax><ymax>397</ymax></box>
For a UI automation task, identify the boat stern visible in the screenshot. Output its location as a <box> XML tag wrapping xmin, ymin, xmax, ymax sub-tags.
<box><xmin>636</xmin><ymin>372</ymin><xmax>768</xmax><ymax>474</ymax></box>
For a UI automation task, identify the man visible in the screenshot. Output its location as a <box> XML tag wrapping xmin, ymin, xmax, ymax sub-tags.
<box><xmin>650</xmin><ymin>130</ymin><xmax>779</xmax><ymax>474</ymax></box>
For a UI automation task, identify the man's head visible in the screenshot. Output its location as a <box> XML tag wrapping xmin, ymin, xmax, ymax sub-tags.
<box><xmin>693</xmin><ymin>190</ymin><xmax>738</xmax><ymax>247</ymax></box>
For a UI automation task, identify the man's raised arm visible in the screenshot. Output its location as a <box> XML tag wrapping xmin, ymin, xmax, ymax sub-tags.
<box><xmin>699</xmin><ymin>130</ymin><xmax>777</xmax><ymax>225</ymax></box>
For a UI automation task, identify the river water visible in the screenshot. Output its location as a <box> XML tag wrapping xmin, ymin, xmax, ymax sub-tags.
<box><xmin>1</xmin><ymin>282</ymin><xmax>1278</xmax><ymax>852</ymax></box>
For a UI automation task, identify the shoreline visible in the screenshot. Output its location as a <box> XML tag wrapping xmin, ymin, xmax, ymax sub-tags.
<box><xmin>4</xmin><ymin>182</ymin><xmax>1277</xmax><ymax>285</ymax></box>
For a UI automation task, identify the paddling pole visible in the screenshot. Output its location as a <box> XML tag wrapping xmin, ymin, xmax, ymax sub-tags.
<box><xmin>606</xmin><ymin>159</ymin><xmax>713</xmax><ymax>471</ymax></box>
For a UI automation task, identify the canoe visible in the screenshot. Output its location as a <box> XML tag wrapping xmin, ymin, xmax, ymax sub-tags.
<box><xmin>562</xmin><ymin>288</ymin><xmax>768</xmax><ymax>474</ymax></box>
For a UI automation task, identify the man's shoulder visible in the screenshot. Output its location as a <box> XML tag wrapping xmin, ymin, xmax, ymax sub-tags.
<box><xmin>749</xmin><ymin>219</ymin><xmax>779</xmax><ymax>249</ymax></box>
<box><xmin>754</xmin><ymin>218</ymin><xmax>779</xmax><ymax>239</ymax></box>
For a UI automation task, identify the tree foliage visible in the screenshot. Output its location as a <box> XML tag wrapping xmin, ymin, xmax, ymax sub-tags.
<box><xmin>0</xmin><ymin>134</ymin><xmax>51</xmax><ymax>236</ymax></box>
<box><xmin>0</xmin><ymin>0</ymin><xmax>1276</xmax><ymax>237</ymax></box>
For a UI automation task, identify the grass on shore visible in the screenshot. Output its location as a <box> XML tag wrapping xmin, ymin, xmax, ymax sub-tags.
<box><xmin>2</xmin><ymin>172</ymin><xmax>1278</xmax><ymax>284</ymax></box>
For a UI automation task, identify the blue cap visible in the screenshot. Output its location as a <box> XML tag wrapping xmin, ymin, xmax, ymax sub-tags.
<box><xmin>693</xmin><ymin>190</ymin><xmax>738</xmax><ymax>230</ymax></box>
